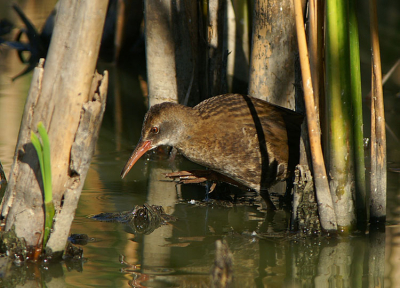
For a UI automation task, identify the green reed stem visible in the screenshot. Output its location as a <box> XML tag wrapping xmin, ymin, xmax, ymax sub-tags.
<box><xmin>349</xmin><ymin>0</ymin><xmax>367</xmax><ymax>229</ymax></box>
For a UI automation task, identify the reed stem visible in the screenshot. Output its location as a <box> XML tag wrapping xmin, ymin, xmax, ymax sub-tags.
<box><xmin>293</xmin><ymin>0</ymin><xmax>337</xmax><ymax>231</ymax></box>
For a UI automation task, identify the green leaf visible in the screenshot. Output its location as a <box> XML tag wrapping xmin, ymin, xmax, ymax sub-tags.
<box><xmin>37</xmin><ymin>122</ymin><xmax>52</xmax><ymax>203</ymax></box>
<box><xmin>31</xmin><ymin>131</ymin><xmax>45</xmax><ymax>186</ymax></box>
<box><xmin>31</xmin><ymin>122</ymin><xmax>55</xmax><ymax>248</ymax></box>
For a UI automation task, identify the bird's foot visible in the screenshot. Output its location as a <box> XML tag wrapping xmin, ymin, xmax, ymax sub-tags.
<box><xmin>164</xmin><ymin>170</ymin><xmax>210</xmax><ymax>184</ymax></box>
<box><xmin>165</xmin><ymin>170</ymin><xmax>246</xmax><ymax>190</ymax></box>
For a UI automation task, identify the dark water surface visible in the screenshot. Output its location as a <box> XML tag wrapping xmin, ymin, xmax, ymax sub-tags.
<box><xmin>0</xmin><ymin>1</ymin><xmax>400</xmax><ymax>287</ymax></box>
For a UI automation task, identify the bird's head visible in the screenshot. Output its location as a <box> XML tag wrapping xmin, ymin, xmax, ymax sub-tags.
<box><xmin>120</xmin><ymin>102</ymin><xmax>192</xmax><ymax>179</ymax></box>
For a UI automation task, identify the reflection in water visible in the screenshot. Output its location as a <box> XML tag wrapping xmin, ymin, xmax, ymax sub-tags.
<box><xmin>92</xmin><ymin>203</ymin><xmax>177</xmax><ymax>235</ymax></box>
<box><xmin>141</xmin><ymin>164</ymin><xmax>178</xmax><ymax>285</ymax></box>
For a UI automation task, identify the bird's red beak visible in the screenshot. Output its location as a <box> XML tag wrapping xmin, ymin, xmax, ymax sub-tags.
<box><xmin>121</xmin><ymin>140</ymin><xmax>152</xmax><ymax>179</ymax></box>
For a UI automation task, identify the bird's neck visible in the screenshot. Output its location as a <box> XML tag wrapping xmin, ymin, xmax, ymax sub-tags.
<box><xmin>165</xmin><ymin>106</ymin><xmax>199</xmax><ymax>148</ymax></box>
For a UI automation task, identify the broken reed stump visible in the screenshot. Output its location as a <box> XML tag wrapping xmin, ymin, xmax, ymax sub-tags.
<box><xmin>0</xmin><ymin>0</ymin><xmax>109</xmax><ymax>255</ymax></box>
<box><xmin>291</xmin><ymin>165</ymin><xmax>321</xmax><ymax>234</ymax></box>
<box><xmin>0</xmin><ymin>61</ymin><xmax>108</xmax><ymax>255</ymax></box>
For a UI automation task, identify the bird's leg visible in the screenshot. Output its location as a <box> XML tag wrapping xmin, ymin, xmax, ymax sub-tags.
<box><xmin>203</xmin><ymin>181</ymin><xmax>217</xmax><ymax>201</ymax></box>
<box><xmin>204</xmin><ymin>167</ymin><xmax>217</xmax><ymax>201</ymax></box>
<box><xmin>205</xmin><ymin>181</ymin><xmax>211</xmax><ymax>201</ymax></box>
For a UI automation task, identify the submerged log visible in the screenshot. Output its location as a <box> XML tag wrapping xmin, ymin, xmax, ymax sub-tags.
<box><xmin>0</xmin><ymin>0</ymin><xmax>109</xmax><ymax>255</ymax></box>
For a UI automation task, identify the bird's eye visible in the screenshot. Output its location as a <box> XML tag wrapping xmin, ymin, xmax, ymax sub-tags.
<box><xmin>150</xmin><ymin>126</ymin><xmax>159</xmax><ymax>134</ymax></box>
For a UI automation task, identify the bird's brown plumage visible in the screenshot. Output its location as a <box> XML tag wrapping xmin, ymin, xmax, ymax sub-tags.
<box><xmin>121</xmin><ymin>93</ymin><xmax>303</xmax><ymax>196</ymax></box>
